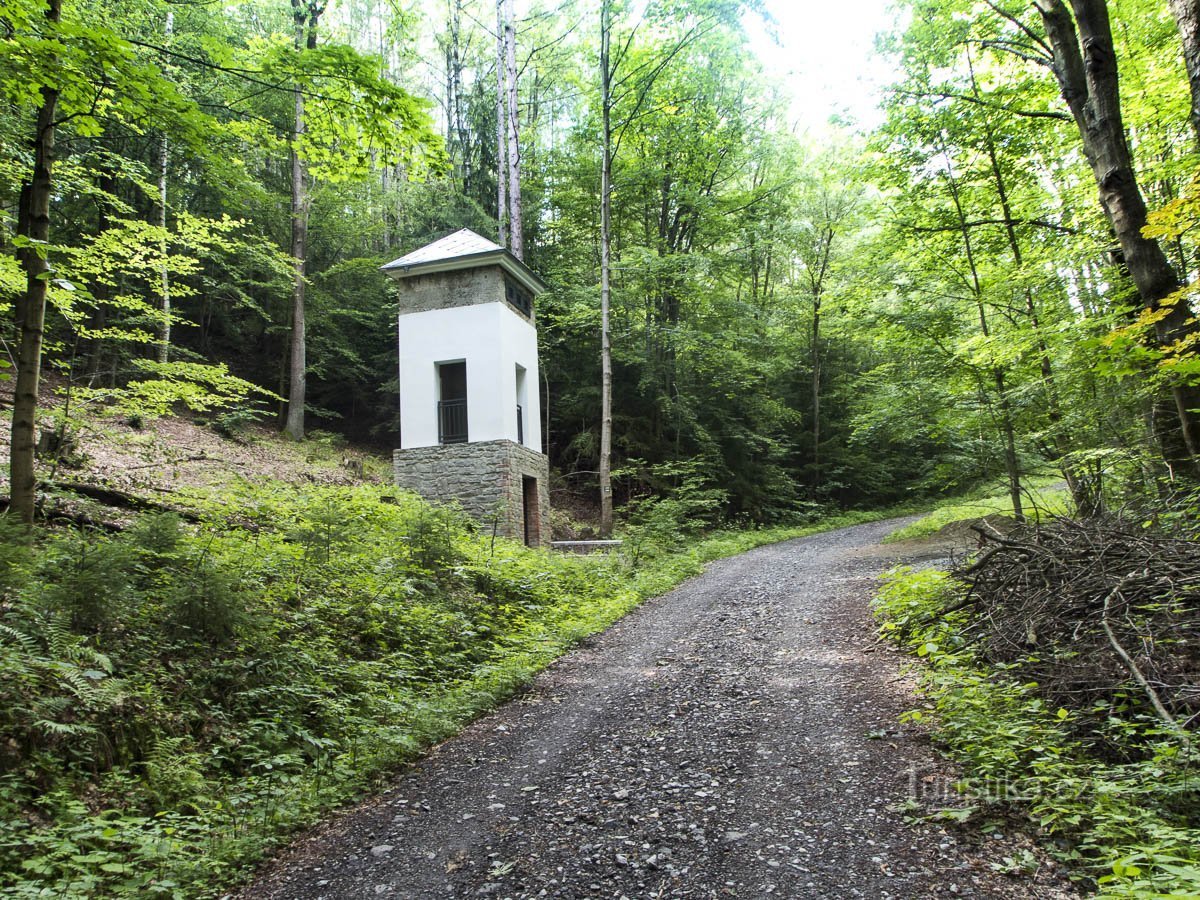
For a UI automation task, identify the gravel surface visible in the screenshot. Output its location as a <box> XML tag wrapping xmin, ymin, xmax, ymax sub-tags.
<box><xmin>237</xmin><ymin>518</ymin><xmax>1079</xmax><ymax>899</ymax></box>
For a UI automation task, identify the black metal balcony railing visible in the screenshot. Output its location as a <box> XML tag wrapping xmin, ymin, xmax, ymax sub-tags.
<box><xmin>438</xmin><ymin>398</ymin><xmax>468</xmax><ymax>444</ymax></box>
<box><xmin>517</xmin><ymin>404</ymin><xmax>523</xmax><ymax>445</ymax></box>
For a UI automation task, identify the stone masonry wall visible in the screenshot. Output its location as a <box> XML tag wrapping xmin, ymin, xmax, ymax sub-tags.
<box><xmin>395</xmin><ymin>266</ymin><xmax>534</xmax><ymax>324</ymax></box>
<box><xmin>393</xmin><ymin>440</ymin><xmax>551</xmax><ymax>547</ymax></box>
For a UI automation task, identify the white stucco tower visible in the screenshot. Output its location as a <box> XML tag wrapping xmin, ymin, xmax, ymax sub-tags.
<box><xmin>382</xmin><ymin>229</ymin><xmax>551</xmax><ymax>547</ymax></box>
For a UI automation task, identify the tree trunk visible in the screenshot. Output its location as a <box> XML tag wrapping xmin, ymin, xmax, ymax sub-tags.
<box><xmin>598</xmin><ymin>0</ymin><xmax>614</xmax><ymax>537</ymax></box>
<box><xmin>156</xmin><ymin>10</ymin><xmax>173</xmax><ymax>365</ymax></box>
<box><xmin>447</xmin><ymin>0</ymin><xmax>471</xmax><ymax>192</ymax></box>
<box><xmin>495</xmin><ymin>0</ymin><xmax>508</xmax><ymax>247</ymax></box>
<box><xmin>504</xmin><ymin>0</ymin><xmax>523</xmax><ymax>260</ymax></box>
<box><xmin>965</xmin><ymin>50</ymin><xmax>1066</xmax><ymax>436</ymax></box>
<box><xmin>802</xmin><ymin>222</ymin><xmax>835</xmax><ymax>499</ymax></box>
<box><xmin>9</xmin><ymin>0</ymin><xmax>62</xmax><ymax>525</ymax></box>
<box><xmin>997</xmin><ymin>379</ymin><xmax>1024</xmax><ymax>520</ymax></box>
<box><xmin>86</xmin><ymin>167</ymin><xmax>116</xmax><ymax>381</ymax></box>
<box><xmin>811</xmin><ymin>287</ymin><xmax>821</xmax><ymax>498</ymax></box>
<box><xmin>284</xmin><ymin>1</ymin><xmax>318</xmax><ymax>441</ymax></box>
<box><xmin>942</xmin><ymin>139</ymin><xmax>1025</xmax><ymax>520</ymax></box>
<box><xmin>1168</xmin><ymin>0</ymin><xmax>1200</xmax><ymax>145</ymax></box>
<box><xmin>542</xmin><ymin>364</ymin><xmax>550</xmax><ymax>455</ymax></box>
<box><xmin>1036</xmin><ymin>0</ymin><xmax>1200</xmax><ymax>469</ymax></box>
<box><xmin>284</xmin><ymin>77</ymin><xmax>308</xmax><ymax>440</ymax></box>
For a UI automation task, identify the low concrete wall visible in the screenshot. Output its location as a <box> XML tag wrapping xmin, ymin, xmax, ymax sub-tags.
<box><xmin>393</xmin><ymin>439</ymin><xmax>551</xmax><ymax>547</ymax></box>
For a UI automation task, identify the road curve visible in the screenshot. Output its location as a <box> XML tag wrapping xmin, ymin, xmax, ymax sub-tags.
<box><xmin>239</xmin><ymin>518</ymin><xmax>1073</xmax><ymax>899</ymax></box>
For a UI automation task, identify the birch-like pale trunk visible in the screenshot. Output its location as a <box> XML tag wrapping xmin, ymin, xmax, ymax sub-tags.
<box><xmin>284</xmin><ymin>1</ymin><xmax>316</xmax><ymax>441</ymax></box>
<box><xmin>156</xmin><ymin>9</ymin><xmax>173</xmax><ymax>364</ymax></box>
<box><xmin>10</xmin><ymin>0</ymin><xmax>62</xmax><ymax>525</ymax></box>
<box><xmin>598</xmin><ymin>0</ymin><xmax>614</xmax><ymax>537</ymax></box>
<box><xmin>504</xmin><ymin>0</ymin><xmax>523</xmax><ymax>260</ymax></box>
<box><xmin>810</xmin><ymin>283</ymin><xmax>821</xmax><ymax>495</ymax></box>
<box><xmin>447</xmin><ymin>0</ymin><xmax>471</xmax><ymax>190</ymax></box>
<box><xmin>1168</xmin><ymin>0</ymin><xmax>1200</xmax><ymax>145</ymax></box>
<box><xmin>495</xmin><ymin>0</ymin><xmax>508</xmax><ymax>247</ymax></box>
<box><xmin>803</xmin><ymin>217</ymin><xmax>835</xmax><ymax>499</ymax></box>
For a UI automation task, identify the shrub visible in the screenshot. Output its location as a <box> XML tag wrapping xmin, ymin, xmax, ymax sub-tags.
<box><xmin>875</xmin><ymin>565</ymin><xmax>1200</xmax><ymax>896</ymax></box>
<box><xmin>35</xmin><ymin>531</ymin><xmax>139</xmax><ymax>633</ymax></box>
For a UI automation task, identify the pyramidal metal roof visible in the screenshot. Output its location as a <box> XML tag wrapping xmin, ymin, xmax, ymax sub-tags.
<box><xmin>380</xmin><ymin>228</ymin><xmax>548</xmax><ymax>295</ymax></box>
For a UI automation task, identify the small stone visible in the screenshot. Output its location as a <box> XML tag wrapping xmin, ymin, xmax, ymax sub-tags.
<box><xmin>370</xmin><ymin>845</ymin><xmax>394</xmax><ymax>858</ymax></box>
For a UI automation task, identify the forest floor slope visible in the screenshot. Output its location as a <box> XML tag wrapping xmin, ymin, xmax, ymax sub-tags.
<box><xmin>239</xmin><ymin>518</ymin><xmax>1077</xmax><ymax>899</ymax></box>
<box><xmin>0</xmin><ymin>377</ymin><xmax>388</xmax><ymax>509</ymax></box>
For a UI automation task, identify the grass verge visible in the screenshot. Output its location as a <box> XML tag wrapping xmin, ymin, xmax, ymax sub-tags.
<box><xmin>0</xmin><ymin>485</ymin><xmax>902</xmax><ymax>899</ymax></box>
<box><xmin>882</xmin><ymin>475</ymin><xmax>1071</xmax><ymax>543</ymax></box>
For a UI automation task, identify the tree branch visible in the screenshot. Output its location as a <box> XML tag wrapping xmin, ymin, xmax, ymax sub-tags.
<box><xmin>1100</xmin><ymin>576</ymin><xmax>1192</xmax><ymax>749</ymax></box>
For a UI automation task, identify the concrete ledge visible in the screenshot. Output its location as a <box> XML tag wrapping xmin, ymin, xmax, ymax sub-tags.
<box><xmin>551</xmin><ymin>540</ymin><xmax>623</xmax><ymax>554</ymax></box>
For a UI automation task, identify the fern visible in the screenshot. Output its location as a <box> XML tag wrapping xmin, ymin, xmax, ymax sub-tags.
<box><xmin>34</xmin><ymin>719</ymin><xmax>96</xmax><ymax>739</ymax></box>
<box><xmin>0</xmin><ymin>623</ymin><xmax>38</xmax><ymax>656</ymax></box>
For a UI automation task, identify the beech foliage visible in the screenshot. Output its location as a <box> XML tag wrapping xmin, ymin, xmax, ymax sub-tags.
<box><xmin>4</xmin><ymin>0</ymin><xmax>1200</xmax><ymax>522</ymax></box>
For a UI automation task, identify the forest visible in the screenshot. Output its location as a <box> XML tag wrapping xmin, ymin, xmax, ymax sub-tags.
<box><xmin>2</xmin><ymin>0</ymin><xmax>1200</xmax><ymax>895</ymax></box>
<box><xmin>3</xmin><ymin>0</ymin><xmax>1196</xmax><ymax>529</ymax></box>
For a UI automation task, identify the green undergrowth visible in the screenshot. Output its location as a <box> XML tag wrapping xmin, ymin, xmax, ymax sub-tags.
<box><xmin>882</xmin><ymin>475</ymin><xmax>1071</xmax><ymax>543</ymax></box>
<box><xmin>874</xmin><ymin>568</ymin><xmax>1200</xmax><ymax>896</ymax></box>
<box><xmin>0</xmin><ymin>483</ymin><xmax>895</xmax><ymax>898</ymax></box>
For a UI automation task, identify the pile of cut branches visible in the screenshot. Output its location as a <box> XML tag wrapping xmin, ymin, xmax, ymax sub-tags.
<box><xmin>955</xmin><ymin>518</ymin><xmax>1200</xmax><ymax>751</ymax></box>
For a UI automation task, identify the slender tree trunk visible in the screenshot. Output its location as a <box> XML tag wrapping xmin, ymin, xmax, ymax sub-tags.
<box><xmin>1168</xmin><ymin>0</ymin><xmax>1200</xmax><ymax>145</ymax></box>
<box><xmin>444</xmin><ymin>45</ymin><xmax>455</xmax><ymax>165</ymax></box>
<box><xmin>447</xmin><ymin>0</ymin><xmax>471</xmax><ymax>192</ymax></box>
<box><xmin>284</xmin><ymin>84</ymin><xmax>308</xmax><ymax>440</ymax></box>
<box><xmin>284</xmin><ymin>1</ymin><xmax>318</xmax><ymax>441</ymax></box>
<box><xmin>802</xmin><ymin>221</ymin><xmax>836</xmax><ymax>499</ymax></box>
<box><xmin>380</xmin><ymin>163</ymin><xmax>392</xmax><ymax>249</ymax></box>
<box><xmin>86</xmin><ymin>167</ymin><xmax>116</xmax><ymax>381</ymax></box>
<box><xmin>1037</xmin><ymin>0</ymin><xmax>1200</xmax><ymax>469</ymax></box>
<box><xmin>943</xmin><ymin>142</ymin><xmax>1025</xmax><ymax>521</ymax></box>
<box><xmin>598</xmin><ymin>0</ymin><xmax>614</xmax><ymax>537</ymax></box>
<box><xmin>997</xmin><ymin>384</ymin><xmax>1023</xmax><ymax>517</ymax></box>
<box><xmin>542</xmin><ymin>365</ymin><xmax>549</xmax><ymax>455</ymax></box>
<box><xmin>965</xmin><ymin>51</ymin><xmax>1065</xmax><ymax>429</ymax></box>
<box><xmin>495</xmin><ymin>0</ymin><xmax>508</xmax><ymax>247</ymax></box>
<box><xmin>811</xmin><ymin>287</ymin><xmax>821</xmax><ymax>497</ymax></box>
<box><xmin>156</xmin><ymin>10</ymin><xmax>173</xmax><ymax>365</ymax></box>
<box><xmin>9</xmin><ymin>0</ymin><xmax>62</xmax><ymax>525</ymax></box>
<box><xmin>504</xmin><ymin>0</ymin><xmax>523</xmax><ymax>259</ymax></box>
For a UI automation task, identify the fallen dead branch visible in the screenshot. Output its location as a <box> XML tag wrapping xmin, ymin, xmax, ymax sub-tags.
<box><xmin>952</xmin><ymin>517</ymin><xmax>1200</xmax><ymax>749</ymax></box>
<box><xmin>43</xmin><ymin>480</ymin><xmax>201</xmax><ymax>521</ymax></box>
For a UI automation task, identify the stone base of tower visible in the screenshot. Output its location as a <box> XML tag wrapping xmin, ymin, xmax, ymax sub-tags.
<box><xmin>393</xmin><ymin>440</ymin><xmax>551</xmax><ymax>547</ymax></box>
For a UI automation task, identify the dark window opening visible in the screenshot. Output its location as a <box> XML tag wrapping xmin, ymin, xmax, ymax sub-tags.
<box><xmin>505</xmin><ymin>277</ymin><xmax>533</xmax><ymax>317</ymax></box>
<box><xmin>438</xmin><ymin>361</ymin><xmax>467</xmax><ymax>444</ymax></box>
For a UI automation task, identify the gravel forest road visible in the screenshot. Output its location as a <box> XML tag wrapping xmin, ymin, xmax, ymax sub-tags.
<box><xmin>239</xmin><ymin>518</ymin><xmax>1076</xmax><ymax>900</ymax></box>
